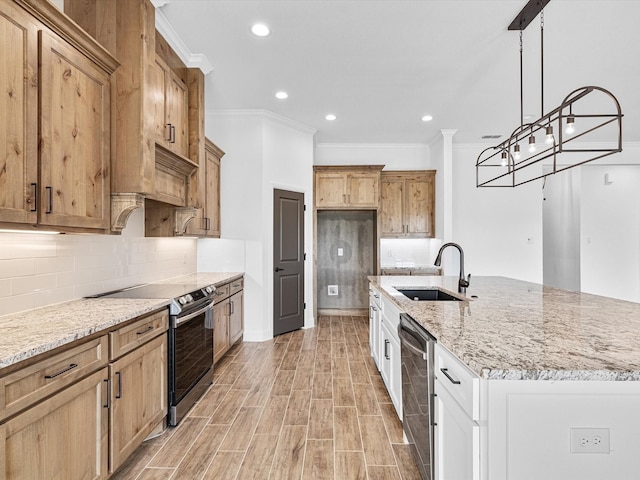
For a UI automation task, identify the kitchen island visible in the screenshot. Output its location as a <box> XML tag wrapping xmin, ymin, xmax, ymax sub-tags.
<box><xmin>369</xmin><ymin>275</ymin><xmax>640</xmax><ymax>480</ymax></box>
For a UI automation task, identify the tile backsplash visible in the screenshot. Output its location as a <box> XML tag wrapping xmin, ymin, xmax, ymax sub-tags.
<box><xmin>0</xmin><ymin>209</ymin><xmax>197</xmax><ymax>317</ymax></box>
<box><xmin>380</xmin><ymin>238</ymin><xmax>443</xmax><ymax>268</ymax></box>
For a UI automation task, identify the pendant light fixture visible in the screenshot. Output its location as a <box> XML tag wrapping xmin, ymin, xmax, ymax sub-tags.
<box><xmin>476</xmin><ymin>0</ymin><xmax>623</xmax><ymax>188</ymax></box>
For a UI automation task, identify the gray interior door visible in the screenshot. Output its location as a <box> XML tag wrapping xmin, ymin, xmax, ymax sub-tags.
<box><xmin>273</xmin><ymin>189</ymin><xmax>305</xmax><ymax>336</ymax></box>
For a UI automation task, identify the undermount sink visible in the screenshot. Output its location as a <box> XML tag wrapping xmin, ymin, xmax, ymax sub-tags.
<box><xmin>396</xmin><ymin>288</ymin><xmax>462</xmax><ymax>302</ymax></box>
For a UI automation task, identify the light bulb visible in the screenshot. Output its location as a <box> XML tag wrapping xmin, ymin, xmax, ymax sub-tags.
<box><xmin>528</xmin><ymin>135</ymin><xmax>536</xmax><ymax>153</ymax></box>
<box><xmin>545</xmin><ymin>125</ymin><xmax>554</xmax><ymax>144</ymax></box>
<box><xmin>566</xmin><ymin>116</ymin><xmax>575</xmax><ymax>135</ymax></box>
<box><xmin>501</xmin><ymin>151</ymin><xmax>508</xmax><ymax>167</ymax></box>
<box><xmin>513</xmin><ymin>144</ymin><xmax>521</xmax><ymax>160</ymax></box>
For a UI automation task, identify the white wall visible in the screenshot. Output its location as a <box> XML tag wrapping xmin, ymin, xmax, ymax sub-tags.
<box><xmin>204</xmin><ymin>110</ymin><xmax>315</xmax><ymax>341</ymax></box>
<box><xmin>0</xmin><ymin>208</ymin><xmax>197</xmax><ymax>317</ymax></box>
<box><xmin>581</xmin><ymin>164</ymin><xmax>640</xmax><ymax>302</ymax></box>
<box><xmin>451</xmin><ymin>144</ymin><xmax>543</xmax><ymax>282</ymax></box>
<box><xmin>314</xmin><ymin>143</ymin><xmax>431</xmax><ymax>170</ymax></box>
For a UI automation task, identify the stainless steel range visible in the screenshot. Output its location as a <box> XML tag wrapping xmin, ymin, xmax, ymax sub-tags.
<box><xmin>89</xmin><ymin>282</ymin><xmax>216</xmax><ymax>426</ymax></box>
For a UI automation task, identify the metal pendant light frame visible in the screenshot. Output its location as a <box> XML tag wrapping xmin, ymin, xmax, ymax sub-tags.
<box><xmin>476</xmin><ymin>0</ymin><xmax>623</xmax><ymax>188</ymax></box>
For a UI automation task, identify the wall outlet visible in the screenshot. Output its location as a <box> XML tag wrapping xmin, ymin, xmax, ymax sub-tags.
<box><xmin>328</xmin><ymin>285</ymin><xmax>339</xmax><ymax>296</ymax></box>
<box><xmin>337</xmin><ymin>248</ymin><xmax>344</xmax><ymax>256</ymax></box>
<box><xmin>570</xmin><ymin>428</ymin><xmax>610</xmax><ymax>454</ymax></box>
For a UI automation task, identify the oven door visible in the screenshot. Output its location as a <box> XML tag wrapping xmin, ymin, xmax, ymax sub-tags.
<box><xmin>168</xmin><ymin>300</ymin><xmax>214</xmax><ymax>426</ymax></box>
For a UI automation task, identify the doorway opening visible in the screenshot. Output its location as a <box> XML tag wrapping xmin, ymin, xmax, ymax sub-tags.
<box><xmin>316</xmin><ymin>210</ymin><xmax>377</xmax><ymax>315</ymax></box>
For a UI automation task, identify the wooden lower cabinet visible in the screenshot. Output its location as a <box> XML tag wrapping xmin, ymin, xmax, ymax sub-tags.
<box><xmin>213</xmin><ymin>298</ymin><xmax>229</xmax><ymax>364</ymax></box>
<box><xmin>213</xmin><ymin>277</ymin><xmax>244</xmax><ymax>363</ymax></box>
<box><xmin>1</xmin><ymin>368</ymin><xmax>109</xmax><ymax>479</ymax></box>
<box><xmin>109</xmin><ymin>334</ymin><xmax>167</xmax><ymax>474</ymax></box>
<box><xmin>228</xmin><ymin>290</ymin><xmax>244</xmax><ymax>345</ymax></box>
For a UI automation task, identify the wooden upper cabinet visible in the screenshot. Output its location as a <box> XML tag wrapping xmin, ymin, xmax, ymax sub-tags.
<box><xmin>0</xmin><ymin>1</ymin><xmax>116</xmax><ymax>233</ymax></box>
<box><xmin>185</xmin><ymin>138</ymin><xmax>224</xmax><ymax>237</ymax></box>
<box><xmin>65</xmin><ymin>0</ymin><xmax>206</xmax><ymax>233</ymax></box>
<box><xmin>152</xmin><ymin>56</ymin><xmax>189</xmax><ymax>158</ymax></box>
<box><xmin>314</xmin><ymin>166</ymin><xmax>383</xmax><ymax>209</ymax></box>
<box><xmin>38</xmin><ymin>30</ymin><xmax>111</xmax><ymax>230</ymax></box>
<box><xmin>0</xmin><ymin>2</ymin><xmax>38</xmax><ymax>225</ymax></box>
<box><xmin>380</xmin><ymin>171</ymin><xmax>435</xmax><ymax>238</ymax></box>
<box><xmin>379</xmin><ymin>176</ymin><xmax>404</xmax><ymax>235</ymax></box>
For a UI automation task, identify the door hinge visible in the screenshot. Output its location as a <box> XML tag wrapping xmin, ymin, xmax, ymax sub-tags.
<box><xmin>304</xmin><ymin>253</ymin><xmax>307</xmax><ymax>260</ymax></box>
<box><xmin>304</xmin><ymin>303</ymin><xmax>306</xmax><ymax>309</ymax></box>
<box><xmin>304</xmin><ymin>204</ymin><xmax>307</xmax><ymax>211</ymax></box>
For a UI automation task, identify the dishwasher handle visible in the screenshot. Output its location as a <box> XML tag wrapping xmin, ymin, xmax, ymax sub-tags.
<box><xmin>398</xmin><ymin>328</ymin><xmax>428</xmax><ymax>361</ymax></box>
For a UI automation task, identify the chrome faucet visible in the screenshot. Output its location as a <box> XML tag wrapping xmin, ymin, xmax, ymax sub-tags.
<box><xmin>434</xmin><ymin>242</ymin><xmax>471</xmax><ymax>293</ymax></box>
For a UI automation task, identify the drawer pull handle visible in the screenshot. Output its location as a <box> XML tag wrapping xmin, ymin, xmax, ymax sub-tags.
<box><xmin>440</xmin><ymin>368</ymin><xmax>461</xmax><ymax>385</ymax></box>
<box><xmin>384</xmin><ymin>339</ymin><xmax>390</xmax><ymax>360</ymax></box>
<box><xmin>104</xmin><ymin>378</ymin><xmax>110</xmax><ymax>408</ymax></box>
<box><xmin>116</xmin><ymin>371</ymin><xmax>122</xmax><ymax>399</ymax></box>
<box><xmin>44</xmin><ymin>363</ymin><xmax>78</xmax><ymax>379</ymax></box>
<box><xmin>45</xmin><ymin>186</ymin><xmax>53</xmax><ymax>214</ymax></box>
<box><xmin>136</xmin><ymin>325</ymin><xmax>154</xmax><ymax>335</ymax></box>
<box><xmin>30</xmin><ymin>183</ymin><xmax>38</xmax><ymax>212</ymax></box>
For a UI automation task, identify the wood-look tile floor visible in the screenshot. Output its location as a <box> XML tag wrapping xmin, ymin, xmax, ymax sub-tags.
<box><xmin>112</xmin><ymin>316</ymin><xmax>421</xmax><ymax>480</ymax></box>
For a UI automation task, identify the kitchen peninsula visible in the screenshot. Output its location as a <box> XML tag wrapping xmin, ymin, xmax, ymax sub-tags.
<box><xmin>369</xmin><ymin>275</ymin><xmax>640</xmax><ymax>480</ymax></box>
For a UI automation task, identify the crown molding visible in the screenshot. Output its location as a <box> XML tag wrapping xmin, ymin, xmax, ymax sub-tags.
<box><xmin>207</xmin><ymin>109</ymin><xmax>317</xmax><ymax>136</ymax></box>
<box><xmin>151</xmin><ymin>0</ymin><xmax>214</xmax><ymax>75</ymax></box>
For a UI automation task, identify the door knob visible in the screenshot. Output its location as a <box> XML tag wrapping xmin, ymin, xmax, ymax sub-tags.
<box><xmin>274</xmin><ymin>267</ymin><xmax>284</xmax><ymax>272</ymax></box>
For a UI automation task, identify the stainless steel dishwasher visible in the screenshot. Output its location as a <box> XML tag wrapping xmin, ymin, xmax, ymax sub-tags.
<box><xmin>399</xmin><ymin>312</ymin><xmax>436</xmax><ymax>480</ymax></box>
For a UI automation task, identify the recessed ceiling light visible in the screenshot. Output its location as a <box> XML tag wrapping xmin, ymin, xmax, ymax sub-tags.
<box><xmin>251</xmin><ymin>23</ymin><xmax>270</xmax><ymax>37</ymax></box>
<box><xmin>275</xmin><ymin>91</ymin><xmax>288</xmax><ymax>100</ymax></box>
<box><xmin>421</xmin><ymin>115</ymin><xmax>433</xmax><ymax>122</ymax></box>
<box><xmin>325</xmin><ymin>114</ymin><xmax>337</xmax><ymax>121</ymax></box>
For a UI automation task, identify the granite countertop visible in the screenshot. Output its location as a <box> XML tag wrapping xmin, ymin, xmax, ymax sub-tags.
<box><xmin>369</xmin><ymin>275</ymin><xmax>640</xmax><ymax>381</ymax></box>
<box><xmin>0</xmin><ymin>272</ymin><xmax>243</xmax><ymax>370</ymax></box>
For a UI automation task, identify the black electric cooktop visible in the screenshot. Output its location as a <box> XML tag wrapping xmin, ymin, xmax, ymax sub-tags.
<box><xmin>86</xmin><ymin>283</ymin><xmax>203</xmax><ymax>300</ymax></box>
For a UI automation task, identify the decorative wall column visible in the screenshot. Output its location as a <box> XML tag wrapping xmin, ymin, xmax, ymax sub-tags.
<box><xmin>441</xmin><ymin>129</ymin><xmax>457</xmax><ymax>241</ymax></box>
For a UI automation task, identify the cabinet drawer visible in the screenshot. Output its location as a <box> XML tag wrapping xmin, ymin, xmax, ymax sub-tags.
<box><xmin>435</xmin><ymin>344</ymin><xmax>480</xmax><ymax>421</ymax></box>
<box><xmin>381</xmin><ymin>295</ymin><xmax>401</xmax><ymax>332</ymax></box>
<box><xmin>213</xmin><ymin>282</ymin><xmax>230</xmax><ymax>302</ymax></box>
<box><xmin>110</xmin><ymin>309</ymin><xmax>168</xmax><ymax>360</ymax></box>
<box><xmin>369</xmin><ymin>285</ymin><xmax>382</xmax><ymax>309</ymax></box>
<box><xmin>0</xmin><ymin>335</ymin><xmax>109</xmax><ymax>421</ymax></box>
<box><xmin>229</xmin><ymin>277</ymin><xmax>244</xmax><ymax>296</ymax></box>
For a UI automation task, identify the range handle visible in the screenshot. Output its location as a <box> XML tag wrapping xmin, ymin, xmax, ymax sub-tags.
<box><xmin>398</xmin><ymin>328</ymin><xmax>428</xmax><ymax>361</ymax></box>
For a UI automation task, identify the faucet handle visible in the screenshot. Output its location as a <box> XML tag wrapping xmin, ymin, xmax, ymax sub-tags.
<box><xmin>460</xmin><ymin>274</ymin><xmax>471</xmax><ymax>288</ymax></box>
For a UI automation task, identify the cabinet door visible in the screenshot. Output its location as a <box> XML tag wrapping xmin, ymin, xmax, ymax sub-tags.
<box><xmin>379</xmin><ymin>177</ymin><xmax>404</xmax><ymax>236</ymax></box>
<box><xmin>213</xmin><ymin>298</ymin><xmax>229</xmax><ymax>363</ymax></box>
<box><xmin>315</xmin><ymin>173</ymin><xmax>347</xmax><ymax>208</ymax></box>
<box><xmin>434</xmin><ymin>383</ymin><xmax>480</xmax><ymax>480</ymax></box>
<box><xmin>165</xmin><ymin>70</ymin><xmax>189</xmax><ymax>157</ymax></box>
<box><xmin>406</xmin><ymin>176</ymin><xmax>434</xmax><ymax>236</ymax></box>
<box><xmin>39</xmin><ymin>30</ymin><xmax>110</xmax><ymax>230</ymax></box>
<box><xmin>228</xmin><ymin>290</ymin><xmax>243</xmax><ymax>345</ymax></box>
<box><xmin>109</xmin><ymin>334</ymin><xmax>167</xmax><ymax>473</ymax></box>
<box><xmin>0</xmin><ymin>3</ymin><xmax>38</xmax><ymax>225</ymax></box>
<box><xmin>151</xmin><ymin>57</ymin><xmax>170</xmax><ymax>147</ymax></box>
<box><xmin>347</xmin><ymin>172</ymin><xmax>379</xmax><ymax>207</ymax></box>
<box><xmin>1</xmin><ymin>368</ymin><xmax>109</xmax><ymax>479</ymax></box>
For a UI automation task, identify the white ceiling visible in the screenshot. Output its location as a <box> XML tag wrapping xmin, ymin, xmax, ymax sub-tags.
<box><xmin>158</xmin><ymin>0</ymin><xmax>640</xmax><ymax>146</ymax></box>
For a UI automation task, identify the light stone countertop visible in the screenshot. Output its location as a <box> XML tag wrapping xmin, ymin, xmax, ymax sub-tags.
<box><xmin>369</xmin><ymin>275</ymin><xmax>640</xmax><ymax>381</ymax></box>
<box><xmin>0</xmin><ymin>272</ymin><xmax>243</xmax><ymax>370</ymax></box>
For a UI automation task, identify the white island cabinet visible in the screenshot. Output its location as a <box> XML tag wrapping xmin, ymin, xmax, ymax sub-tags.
<box><xmin>434</xmin><ymin>343</ymin><xmax>480</xmax><ymax>480</ymax></box>
<box><xmin>369</xmin><ymin>283</ymin><xmax>402</xmax><ymax>419</ymax></box>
